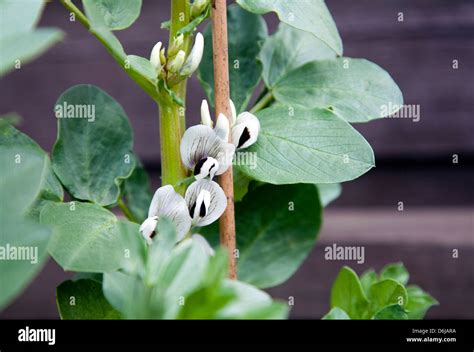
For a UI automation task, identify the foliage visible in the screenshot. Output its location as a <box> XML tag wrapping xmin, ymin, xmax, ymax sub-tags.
<box><xmin>0</xmin><ymin>0</ymin><xmax>435</xmax><ymax>322</ymax></box>
<box><xmin>323</xmin><ymin>264</ymin><xmax>438</xmax><ymax>320</ymax></box>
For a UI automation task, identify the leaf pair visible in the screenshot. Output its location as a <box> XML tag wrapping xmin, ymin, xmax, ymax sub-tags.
<box><xmin>324</xmin><ymin>264</ymin><xmax>438</xmax><ymax>320</ymax></box>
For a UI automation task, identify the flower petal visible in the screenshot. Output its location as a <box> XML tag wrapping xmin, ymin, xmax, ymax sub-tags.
<box><xmin>229</xmin><ymin>99</ymin><xmax>237</xmax><ymax>126</ymax></box>
<box><xmin>201</xmin><ymin>99</ymin><xmax>213</xmax><ymax>127</ymax></box>
<box><xmin>139</xmin><ymin>216</ymin><xmax>158</xmax><ymax>245</ymax></box>
<box><xmin>231</xmin><ymin>112</ymin><xmax>260</xmax><ymax>149</ymax></box>
<box><xmin>194</xmin><ymin>156</ymin><xmax>219</xmax><ymax>180</ymax></box>
<box><xmin>180</xmin><ymin>125</ymin><xmax>235</xmax><ymax>175</ymax></box>
<box><xmin>148</xmin><ymin>185</ymin><xmax>192</xmax><ymax>241</ymax></box>
<box><xmin>191</xmin><ymin>234</ymin><xmax>215</xmax><ymax>256</ymax></box>
<box><xmin>185</xmin><ymin>179</ymin><xmax>227</xmax><ymax>227</ymax></box>
<box><xmin>180</xmin><ymin>32</ymin><xmax>204</xmax><ymax>76</ymax></box>
<box><xmin>149</xmin><ymin>41</ymin><xmax>162</xmax><ymax>69</ymax></box>
<box><xmin>214</xmin><ymin>113</ymin><xmax>230</xmax><ymax>141</ymax></box>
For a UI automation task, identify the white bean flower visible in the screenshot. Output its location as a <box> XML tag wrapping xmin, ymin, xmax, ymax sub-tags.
<box><xmin>139</xmin><ymin>181</ymin><xmax>226</xmax><ymax>251</ymax></box>
<box><xmin>139</xmin><ymin>185</ymin><xmax>191</xmax><ymax>244</ymax></box>
<box><xmin>180</xmin><ymin>124</ymin><xmax>235</xmax><ymax>180</ymax></box>
<box><xmin>201</xmin><ymin>99</ymin><xmax>260</xmax><ymax>150</ymax></box>
<box><xmin>184</xmin><ymin>178</ymin><xmax>226</xmax><ymax>226</ymax></box>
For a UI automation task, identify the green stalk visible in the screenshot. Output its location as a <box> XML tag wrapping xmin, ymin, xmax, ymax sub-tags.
<box><xmin>158</xmin><ymin>0</ymin><xmax>191</xmax><ymax>193</ymax></box>
<box><xmin>250</xmin><ymin>90</ymin><xmax>274</xmax><ymax>114</ymax></box>
<box><xmin>118</xmin><ymin>198</ymin><xmax>137</xmax><ymax>223</ymax></box>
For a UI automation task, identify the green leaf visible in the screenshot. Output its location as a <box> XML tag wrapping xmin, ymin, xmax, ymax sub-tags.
<box><xmin>0</xmin><ymin>29</ymin><xmax>64</xmax><ymax>77</ymax></box>
<box><xmin>198</xmin><ymin>4</ymin><xmax>268</xmax><ymax>113</ymax></box>
<box><xmin>41</xmin><ymin>202</ymin><xmax>122</xmax><ymax>272</ymax></box>
<box><xmin>56</xmin><ymin>279</ymin><xmax>121</xmax><ymax>319</ymax></box>
<box><xmin>316</xmin><ymin>183</ymin><xmax>341</xmax><ymax>207</ymax></box>
<box><xmin>114</xmin><ymin>220</ymin><xmax>147</xmax><ymax>275</ymax></box>
<box><xmin>272</xmin><ymin>58</ymin><xmax>403</xmax><ymax>123</ymax></box>
<box><xmin>82</xmin><ymin>0</ymin><xmax>142</xmax><ymax>30</ymax></box>
<box><xmin>359</xmin><ymin>269</ymin><xmax>378</xmax><ymax>295</ymax></box>
<box><xmin>217</xmin><ymin>280</ymin><xmax>288</xmax><ymax>319</ymax></box>
<box><xmin>0</xmin><ymin>113</ymin><xmax>22</xmax><ymax>127</ymax></box>
<box><xmin>368</xmin><ymin>279</ymin><xmax>408</xmax><ymax>316</ymax></box>
<box><xmin>0</xmin><ymin>215</ymin><xmax>50</xmax><ymax>311</ymax></box>
<box><xmin>122</xmin><ymin>158</ymin><xmax>152</xmax><ymax>223</ymax></box>
<box><xmin>0</xmin><ymin>0</ymin><xmax>63</xmax><ymax>77</ymax></box>
<box><xmin>237</xmin><ymin>0</ymin><xmax>342</xmax><ymax>55</ymax></box>
<box><xmin>0</xmin><ymin>123</ymin><xmax>63</xmax><ymax>203</ymax></box>
<box><xmin>52</xmin><ymin>85</ymin><xmax>135</xmax><ymax>206</ymax></box>
<box><xmin>89</xmin><ymin>25</ymin><xmax>126</xmax><ymax>62</ymax></box>
<box><xmin>373</xmin><ymin>304</ymin><xmax>408</xmax><ymax>320</ymax></box>
<box><xmin>237</xmin><ymin>106</ymin><xmax>374</xmax><ymax>184</ymax></box>
<box><xmin>125</xmin><ymin>55</ymin><xmax>158</xmax><ymax>88</ymax></box>
<box><xmin>380</xmin><ymin>262</ymin><xmax>409</xmax><ymax>286</ymax></box>
<box><xmin>233</xmin><ymin>167</ymin><xmax>252</xmax><ymax>202</ymax></box>
<box><xmin>330</xmin><ymin>266</ymin><xmax>369</xmax><ymax>319</ymax></box>
<box><xmin>202</xmin><ymin>184</ymin><xmax>322</xmax><ymax>288</ymax></box>
<box><xmin>0</xmin><ymin>146</ymin><xmax>51</xmax><ymax>310</ymax></box>
<box><xmin>406</xmin><ymin>285</ymin><xmax>438</xmax><ymax>319</ymax></box>
<box><xmin>260</xmin><ymin>23</ymin><xmax>337</xmax><ymax>88</ymax></box>
<box><xmin>322</xmin><ymin>307</ymin><xmax>351</xmax><ymax>320</ymax></box>
<box><xmin>0</xmin><ymin>0</ymin><xmax>45</xmax><ymax>37</ymax></box>
<box><xmin>177</xmin><ymin>4</ymin><xmax>210</xmax><ymax>35</ymax></box>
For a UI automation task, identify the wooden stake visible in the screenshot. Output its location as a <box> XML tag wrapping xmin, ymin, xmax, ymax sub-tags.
<box><xmin>211</xmin><ymin>0</ymin><xmax>237</xmax><ymax>279</ymax></box>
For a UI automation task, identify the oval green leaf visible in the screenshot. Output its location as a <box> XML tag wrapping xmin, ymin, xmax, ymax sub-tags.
<box><xmin>0</xmin><ymin>146</ymin><xmax>52</xmax><ymax>310</ymax></box>
<box><xmin>237</xmin><ymin>106</ymin><xmax>375</xmax><ymax>184</ymax></box>
<box><xmin>41</xmin><ymin>202</ymin><xmax>123</xmax><ymax>272</ymax></box>
<box><xmin>272</xmin><ymin>58</ymin><xmax>404</xmax><ymax>122</ymax></box>
<box><xmin>57</xmin><ymin>279</ymin><xmax>121</xmax><ymax>319</ymax></box>
<box><xmin>330</xmin><ymin>266</ymin><xmax>369</xmax><ymax>319</ymax></box>
<box><xmin>237</xmin><ymin>0</ymin><xmax>342</xmax><ymax>55</ymax></box>
<box><xmin>52</xmin><ymin>84</ymin><xmax>135</xmax><ymax>206</ymax></box>
<box><xmin>260</xmin><ymin>23</ymin><xmax>336</xmax><ymax>88</ymax></box>
<box><xmin>83</xmin><ymin>0</ymin><xmax>142</xmax><ymax>30</ymax></box>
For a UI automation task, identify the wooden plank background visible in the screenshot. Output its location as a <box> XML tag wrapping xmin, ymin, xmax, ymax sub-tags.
<box><xmin>0</xmin><ymin>0</ymin><xmax>473</xmax><ymax>319</ymax></box>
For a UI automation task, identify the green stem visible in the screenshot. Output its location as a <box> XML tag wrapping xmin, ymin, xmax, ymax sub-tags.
<box><xmin>60</xmin><ymin>0</ymin><xmax>90</xmax><ymax>28</ymax></box>
<box><xmin>157</xmin><ymin>98</ymin><xmax>188</xmax><ymax>194</ymax></box>
<box><xmin>250</xmin><ymin>90</ymin><xmax>274</xmax><ymax>113</ymax></box>
<box><xmin>169</xmin><ymin>0</ymin><xmax>192</xmax><ymax>134</ymax></box>
<box><xmin>60</xmin><ymin>0</ymin><xmax>158</xmax><ymax>101</ymax></box>
<box><xmin>157</xmin><ymin>0</ymin><xmax>191</xmax><ymax>193</ymax></box>
<box><xmin>118</xmin><ymin>198</ymin><xmax>137</xmax><ymax>223</ymax></box>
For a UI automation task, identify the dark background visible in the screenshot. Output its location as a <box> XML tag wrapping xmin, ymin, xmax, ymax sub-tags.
<box><xmin>1</xmin><ymin>0</ymin><xmax>473</xmax><ymax>318</ymax></box>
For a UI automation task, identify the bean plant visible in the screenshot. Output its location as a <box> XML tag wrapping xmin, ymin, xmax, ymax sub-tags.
<box><xmin>0</xmin><ymin>0</ymin><xmax>437</xmax><ymax>319</ymax></box>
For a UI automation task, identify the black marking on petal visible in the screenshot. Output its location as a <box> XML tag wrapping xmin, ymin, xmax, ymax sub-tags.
<box><xmin>237</xmin><ymin>127</ymin><xmax>251</xmax><ymax>149</ymax></box>
<box><xmin>150</xmin><ymin>231</ymin><xmax>157</xmax><ymax>239</ymax></box>
<box><xmin>189</xmin><ymin>202</ymin><xmax>196</xmax><ymax>218</ymax></box>
<box><xmin>209</xmin><ymin>162</ymin><xmax>216</xmax><ymax>172</ymax></box>
<box><xmin>194</xmin><ymin>157</ymin><xmax>208</xmax><ymax>176</ymax></box>
<box><xmin>199</xmin><ymin>201</ymin><xmax>207</xmax><ymax>217</ymax></box>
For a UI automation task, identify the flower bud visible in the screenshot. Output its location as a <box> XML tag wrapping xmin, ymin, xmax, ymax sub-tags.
<box><xmin>167</xmin><ymin>50</ymin><xmax>186</xmax><ymax>73</ymax></box>
<box><xmin>168</xmin><ymin>34</ymin><xmax>184</xmax><ymax>57</ymax></box>
<box><xmin>201</xmin><ymin>100</ymin><xmax>213</xmax><ymax>128</ymax></box>
<box><xmin>149</xmin><ymin>41</ymin><xmax>162</xmax><ymax>70</ymax></box>
<box><xmin>180</xmin><ymin>32</ymin><xmax>204</xmax><ymax>76</ymax></box>
<box><xmin>191</xmin><ymin>0</ymin><xmax>209</xmax><ymax>18</ymax></box>
<box><xmin>160</xmin><ymin>48</ymin><xmax>167</xmax><ymax>66</ymax></box>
